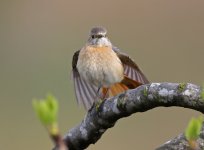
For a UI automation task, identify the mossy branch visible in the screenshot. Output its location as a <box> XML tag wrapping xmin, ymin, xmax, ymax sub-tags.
<box><xmin>53</xmin><ymin>83</ymin><xmax>204</xmax><ymax>150</ymax></box>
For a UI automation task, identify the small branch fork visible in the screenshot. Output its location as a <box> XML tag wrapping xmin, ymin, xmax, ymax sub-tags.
<box><xmin>53</xmin><ymin>83</ymin><xmax>204</xmax><ymax>150</ymax></box>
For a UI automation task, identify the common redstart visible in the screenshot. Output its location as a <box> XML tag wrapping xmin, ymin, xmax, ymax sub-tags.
<box><xmin>72</xmin><ymin>27</ymin><xmax>149</xmax><ymax>110</ymax></box>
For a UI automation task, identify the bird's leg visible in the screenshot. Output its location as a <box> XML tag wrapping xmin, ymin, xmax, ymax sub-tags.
<box><xmin>96</xmin><ymin>86</ymin><xmax>101</xmax><ymax>98</ymax></box>
<box><xmin>95</xmin><ymin>85</ymin><xmax>103</xmax><ymax>100</ymax></box>
<box><xmin>96</xmin><ymin>86</ymin><xmax>101</xmax><ymax>95</ymax></box>
<box><xmin>95</xmin><ymin>86</ymin><xmax>109</xmax><ymax>101</ymax></box>
<box><xmin>96</xmin><ymin>86</ymin><xmax>109</xmax><ymax>100</ymax></box>
<box><xmin>94</xmin><ymin>86</ymin><xmax>103</xmax><ymax>110</ymax></box>
<box><xmin>94</xmin><ymin>86</ymin><xmax>109</xmax><ymax>111</ymax></box>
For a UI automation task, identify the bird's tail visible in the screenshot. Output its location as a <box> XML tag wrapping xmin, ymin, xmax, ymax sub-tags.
<box><xmin>102</xmin><ymin>75</ymin><xmax>142</xmax><ymax>98</ymax></box>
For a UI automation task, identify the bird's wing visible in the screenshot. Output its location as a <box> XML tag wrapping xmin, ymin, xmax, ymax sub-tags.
<box><xmin>72</xmin><ymin>50</ymin><xmax>98</xmax><ymax>110</ymax></box>
<box><xmin>113</xmin><ymin>46</ymin><xmax>149</xmax><ymax>84</ymax></box>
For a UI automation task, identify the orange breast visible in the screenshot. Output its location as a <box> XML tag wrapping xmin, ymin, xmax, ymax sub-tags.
<box><xmin>77</xmin><ymin>45</ymin><xmax>124</xmax><ymax>87</ymax></box>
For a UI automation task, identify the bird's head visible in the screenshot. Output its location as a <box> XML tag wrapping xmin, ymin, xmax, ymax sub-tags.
<box><xmin>87</xmin><ymin>26</ymin><xmax>112</xmax><ymax>47</ymax></box>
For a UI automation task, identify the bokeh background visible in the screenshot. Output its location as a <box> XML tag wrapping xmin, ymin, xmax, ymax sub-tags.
<box><xmin>1</xmin><ymin>0</ymin><xmax>204</xmax><ymax>149</ymax></box>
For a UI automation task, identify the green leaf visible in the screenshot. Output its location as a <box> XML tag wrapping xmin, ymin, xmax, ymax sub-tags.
<box><xmin>185</xmin><ymin>116</ymin><xmax>203</xmax><ymax>141</ymax></box>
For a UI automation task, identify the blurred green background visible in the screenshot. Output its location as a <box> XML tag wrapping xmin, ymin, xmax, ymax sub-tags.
<box><xmin>0</xmin><ymin>0</ymin><xmax>204</xmax><ymax>149</ymax></box>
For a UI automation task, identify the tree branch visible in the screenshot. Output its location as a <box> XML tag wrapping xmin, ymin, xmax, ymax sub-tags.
<box><xmin>156</xmin><ymin>124</ymin><xmax>204</xmax><ymax>150</ymax></box>
<box><xmin>53</xmin><ymin>83</ymin><xmax>204</xmax><ymax>150</ymax></box>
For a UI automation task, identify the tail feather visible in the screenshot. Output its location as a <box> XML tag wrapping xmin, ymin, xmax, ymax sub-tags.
<box><xmin>102</xmin><ymin>75</ymin><xmax>142</xmax><ymax>98</ymax></box>
<box><xmin>108</xmin><ymin>83</ymin><xmax>128</xmax><ymax>97</ymax></box>
<box><xmin>121</xmin><ymin>75</ymin><xmax>142</xmax><ymax>89</ymax></box>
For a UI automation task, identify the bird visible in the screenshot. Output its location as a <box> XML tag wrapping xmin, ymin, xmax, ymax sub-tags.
<box><xmin>72</xmin><ymin>26</ymin><xmax>149</xmax><ymax>110</ymax></box>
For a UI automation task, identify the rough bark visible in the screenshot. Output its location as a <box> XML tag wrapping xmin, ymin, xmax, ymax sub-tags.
<box><xmin>156</xmin><ymin>125</ymin><xmax>204</xmax><ymax>150</ymax></box>
<box><xmin>53</xmin><ymin>83</ymin><xmax>204</xmax><ymax>150</ymax></box>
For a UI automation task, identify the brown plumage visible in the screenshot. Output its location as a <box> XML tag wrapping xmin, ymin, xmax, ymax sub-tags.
<box><xmin>72</xmin><ymin>27</ymin><xmax>149</xmax><ymax>110</ymax></box>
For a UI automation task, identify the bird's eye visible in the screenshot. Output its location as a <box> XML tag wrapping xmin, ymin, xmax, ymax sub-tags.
<box><xmin>91</xmin><ymin>35</ymin><xmax>95</xmax><ymax>39</ymax></box>
<box><xmin>98</xmin><ymin>35</ymin><xmax>103</xmax><ymax>38</ymax></box>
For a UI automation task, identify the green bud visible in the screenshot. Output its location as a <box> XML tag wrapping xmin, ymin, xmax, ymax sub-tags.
<box><xmin>185</xmin><ymin>116</ymin><xmax>203</xmax><ymax>141</ymax></box>
<box><xmin>32</xmin><ymin>94</ymin><xmax>58</xmax><ymax>125</ymax></box>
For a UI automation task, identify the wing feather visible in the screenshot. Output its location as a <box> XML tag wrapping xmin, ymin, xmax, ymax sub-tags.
<box><xmin>113</xmin><ymin>46</ymin><xmax>149</xmax><ymax>84</ymax></box>
<box><xmin>72</xmin><ymin>50</ymin><xmax>98</xmax><ymax>110</ymax></box>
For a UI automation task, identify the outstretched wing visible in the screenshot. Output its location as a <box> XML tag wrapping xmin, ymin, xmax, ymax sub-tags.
<box><xmin>72</xmin><ymin>50</ymin><xmax>98</xmax><ymax>110</ymax></box>
<box><xmin>113</xmin><ymin>46</ymin><xmax>149</xmax><ymax>84</ymax></box>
